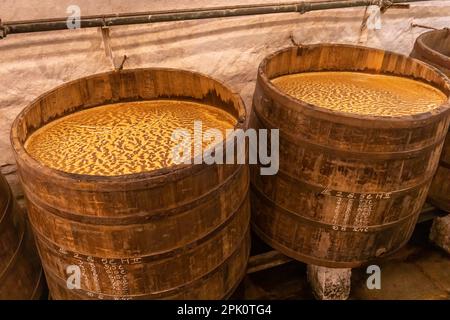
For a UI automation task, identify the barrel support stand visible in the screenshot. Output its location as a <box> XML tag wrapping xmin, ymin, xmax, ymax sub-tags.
<box><xmin>307</xmin><ymin>265</ymin><xmax>352</xmax><ymax>300</ymax></box>
<box><xmin>429</xmin><ymin>213</ymin><xmax>450</xmax><ymax>254</ymax></box>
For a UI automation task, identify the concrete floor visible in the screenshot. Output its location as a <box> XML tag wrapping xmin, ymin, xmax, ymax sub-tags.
<box><xmin>233</xmin><ymin>222</ymin><xmax>450</xmax><ymax>300</ymax></box>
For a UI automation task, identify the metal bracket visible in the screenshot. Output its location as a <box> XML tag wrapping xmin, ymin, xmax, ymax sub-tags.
<box><xmin>296</xmin><ymin>2</ymin><xmax>311</xmax><ymax>14</ymax></box>
<box><xmin>0</xmin><ymin>19</ymin><xmax>7</xmax><ymax>39</ymax></box>
<box><xmin>101</xmin><ymin>16</ymin><xmax>108</xmax><ymax>28</ymax></box>
<box><xmin>116</xmin><ymin>55</ymin><xmax>128</xmax><ymax>71</ymax></box>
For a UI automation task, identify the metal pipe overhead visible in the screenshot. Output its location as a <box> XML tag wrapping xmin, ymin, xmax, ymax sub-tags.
<box><xmin>1</xmin><ymin>0</ymin><xmax>425</xmax><ymax>39</ymax></box>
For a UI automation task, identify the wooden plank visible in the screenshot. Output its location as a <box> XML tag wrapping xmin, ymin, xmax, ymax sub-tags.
<box><xmin>247</xmin><ymin>250</ymin><xmax>292</xmax><ymax>274</ymax></box>
<box><xmin>417</xmin><ymin>203</ymin><xmax>446</xmax><ymax>224</ymax></box>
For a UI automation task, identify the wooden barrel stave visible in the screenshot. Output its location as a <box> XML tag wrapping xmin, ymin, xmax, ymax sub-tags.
<box><xmin>0</xmin><ymin>201</ymin><xmax>21</xmax><ymax>272</ymax></box>
<box><xmin>427</xmin><ymin>146</ymin><xmax>450</xmax><ymax>212</ymax></box>
<box><xmin>251</xmin><ymin>187</ymin><xmax>422</xmax><ymax>267</ymax></box>
<box><xmin>0</xmin><ymin>227</ymin><xmax>44</xmax><ymax>299</ymax></box>
<box><xmin>0</xmin><ymin>174</ymin><xmax>44</xmax><ymax>300</ymax></box>
<box><xmin>411</xmin><ymin>29</ymin><xmax>450</xmax><ymax>212</ymax></box>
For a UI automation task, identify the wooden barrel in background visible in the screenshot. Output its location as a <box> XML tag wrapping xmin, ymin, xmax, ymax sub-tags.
<box><xmin>11</xmin><ymin>68</ymin><xmax>250</xmax><ymax>300</ymax></box>
<box><xmin>0</xmin><ymin>174</ymin><xmax>45</xmax><ymax>300</ymax></box>
<box><xmin>251</xmin><ymin>44</ymin><xmax>450</xmax><ymax>268</ymax></box>
<box><xmin>411</xmin><ymin>29</ymin><xmax>450</xmax><ymax>212</ymax></box>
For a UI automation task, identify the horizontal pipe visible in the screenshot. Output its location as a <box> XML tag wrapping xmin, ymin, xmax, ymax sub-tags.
<box><xmin>1</xmin><ymin>0</ymin><xmax>425</xmax><ymax>38</ymax></box>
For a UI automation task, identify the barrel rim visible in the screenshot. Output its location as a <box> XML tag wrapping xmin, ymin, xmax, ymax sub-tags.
<box><xmin>414</xmin><ymin>29</ymin><xmax>450</xmax><ymax>70</ymax></box>
<box><xmin>10</xmin><ymin>67</ymin><xmax>247</xmax><ymax>185</ymax></box>
<box><xmin>257</xmin><ymin>43</ymin><xmax>450</xmax><ymax>127</ymax></box>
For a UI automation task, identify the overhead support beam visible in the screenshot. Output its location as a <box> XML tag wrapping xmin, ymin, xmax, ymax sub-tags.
<box><xmin>0</xmin><ymin>0</ymin><xmax>422</xmax><ymax>39</ymax></box>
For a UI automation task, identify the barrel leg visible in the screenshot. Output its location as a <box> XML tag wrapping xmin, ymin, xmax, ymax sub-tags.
<box><xmin>429</xmin><ymin>214</ymin><xmax>450</xmax><ymax>254</ymax></box>
<box><xmin>307</xmin><ymin>265</ymin><xmax>351</xmax><ymax>300</ymax></box>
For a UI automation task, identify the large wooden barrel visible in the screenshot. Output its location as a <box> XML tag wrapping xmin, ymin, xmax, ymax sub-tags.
<box><xmin>11</xmin><ymin>68</ymin><xmax>250</xmax><ymax>300</ymax></box>
<box><xmin>0</xmin><ymin>174</ymin><xmax>45</xmax><ymax>299</ymax></box>
<box><xmin>251</xmin><ymin>44</ymin><xmax>450</xmax><ymax>268</ymax></box>
<box><xmin>411</xmin><ymin>29</ymin><xmax>450</xmax><ymax>212</ymax></box>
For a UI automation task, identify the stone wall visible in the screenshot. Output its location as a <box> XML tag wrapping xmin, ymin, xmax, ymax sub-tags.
<box><xmin>1</xmin><ymin>0</ymin><xmax>449</xmax><ymax>199</ymax></box>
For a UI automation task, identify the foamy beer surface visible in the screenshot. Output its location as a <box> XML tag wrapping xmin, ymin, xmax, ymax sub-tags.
<box><xmin>25</xmin><ymin>100</ymin><xmax>236</xmax><ymax>176</ymax></box>
<box><xmin>271</xmin><ymin>71</ymin><xmax>446</xmax><ymax>116</ymax></box>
